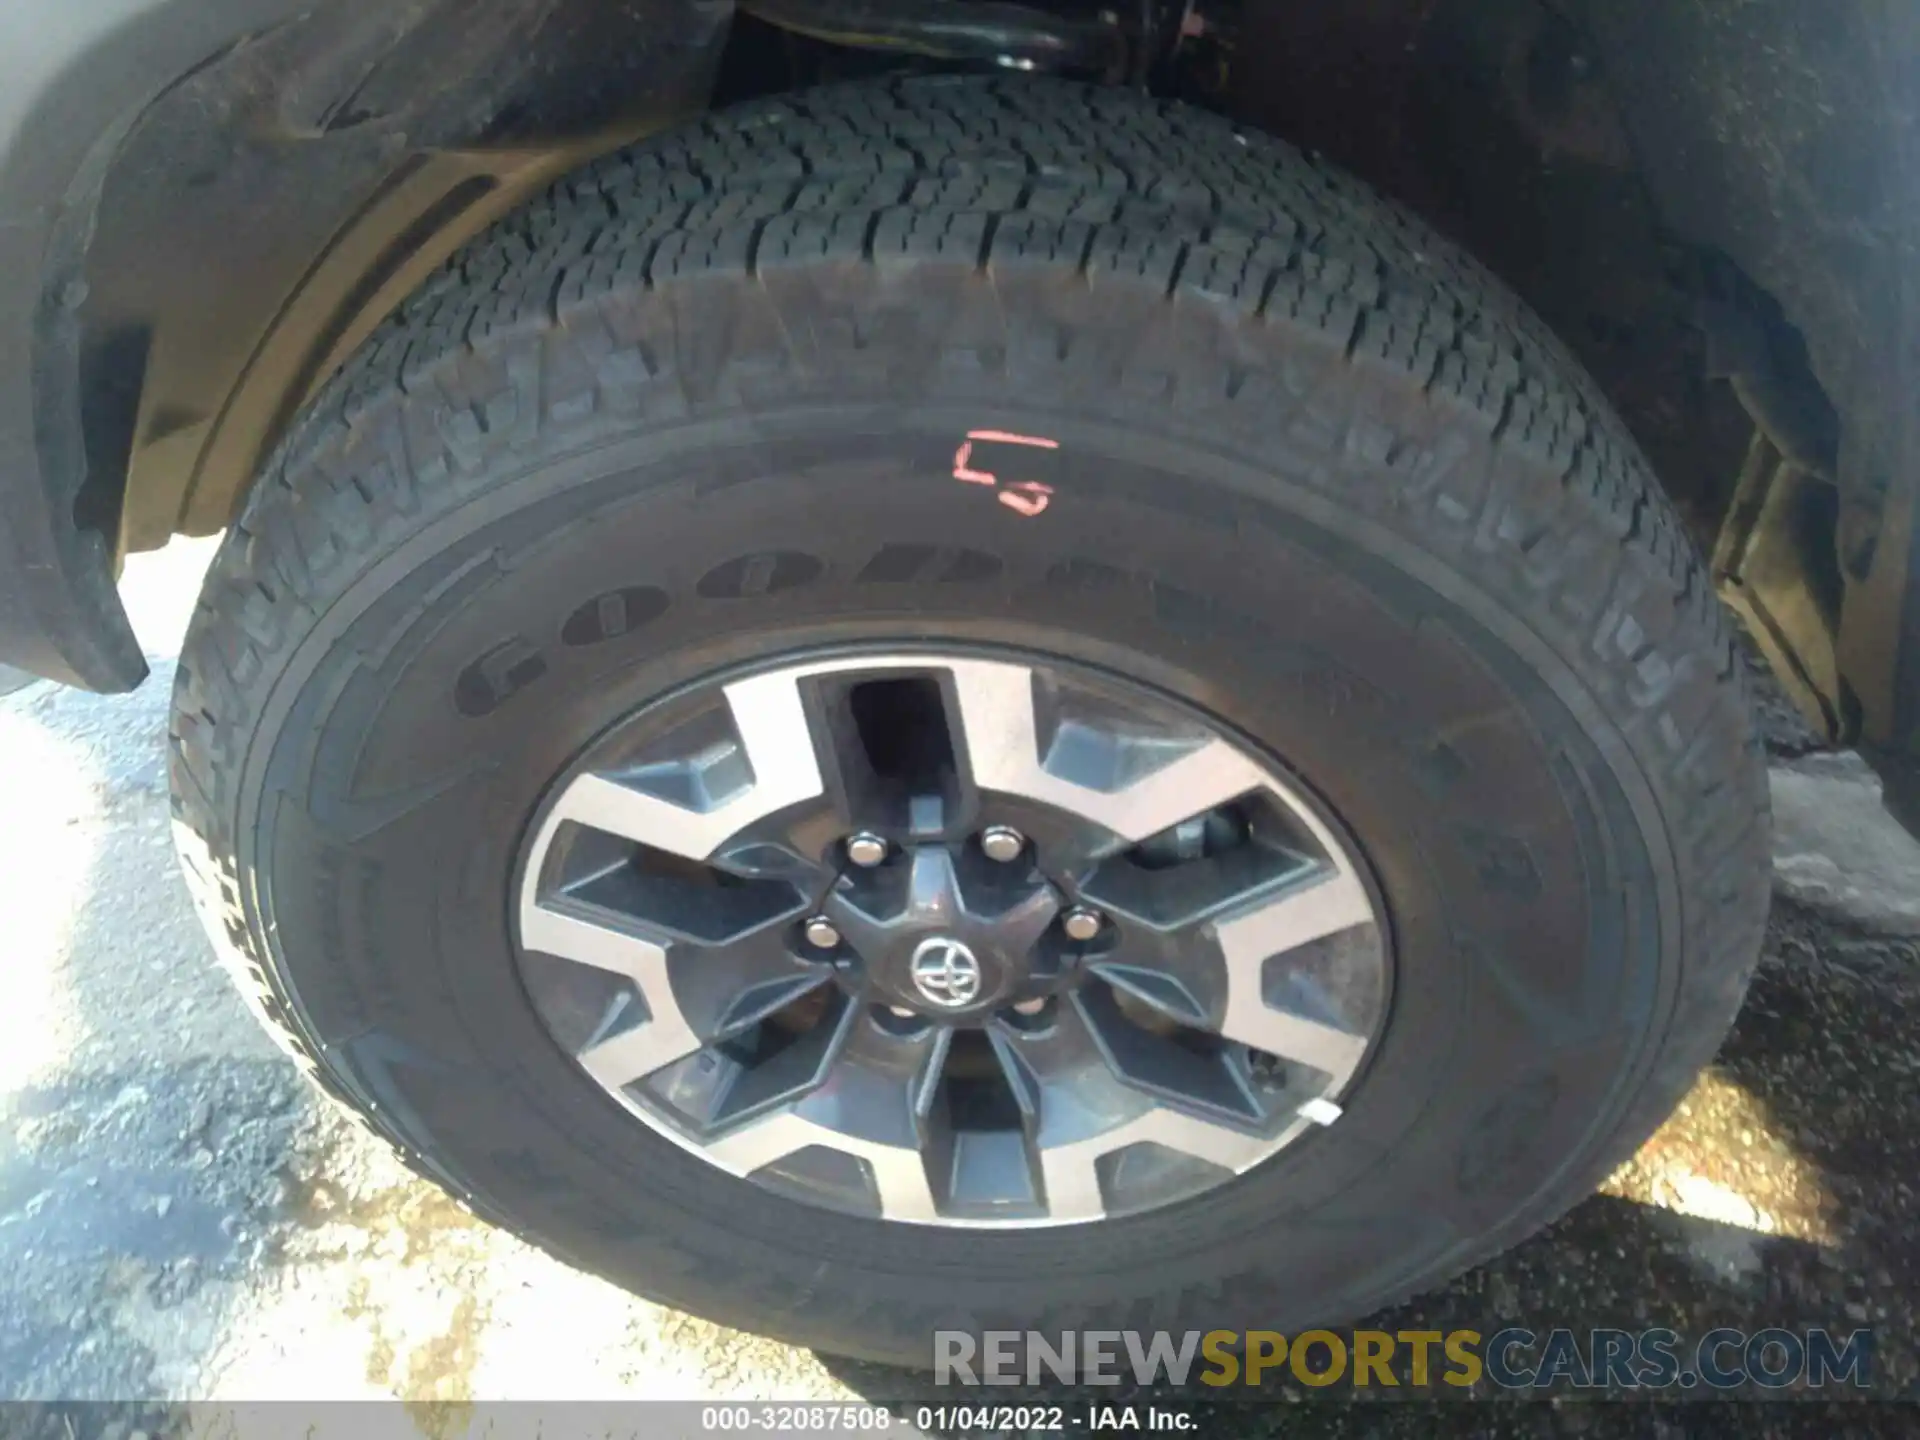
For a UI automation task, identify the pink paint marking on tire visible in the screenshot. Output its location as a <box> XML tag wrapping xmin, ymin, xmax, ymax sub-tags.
<box><xmin>967</xmin><ymin>430</ymin><xmax>1059</xmax><ymax>449</ymax></box>
<box><xmin>998</xmin><ymin>482</ymin><xmax>1054</xmax><ymax>517</ymax></box>
<box><xmin>952</xmin><ymin>441</ymin><xmax>998</xmax><ymax>486</ymax></box>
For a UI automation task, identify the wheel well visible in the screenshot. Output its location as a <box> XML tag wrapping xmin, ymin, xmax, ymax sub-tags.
<box><xmin>1202</xmin><ymin>0</ymin><xmax>1860</xmax><ymax>739</ymax></box>
<box><xmin>81</xmin><ymin>0</ymin><xmax>734</xmax><ymax>557</ymax></box>
<box><xmin>84</xmin><ymin>0</ymin><xmax>1888</xmax><ymax>740</ymax></box>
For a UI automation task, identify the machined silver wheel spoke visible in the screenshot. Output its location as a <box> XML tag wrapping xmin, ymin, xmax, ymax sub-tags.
<box><xmin>521</xmin><ymin>904</ymin><xmax>699</xmax><ymax>1083</ymax></box>
<box><xmin>705</xmin><ymin>1016</ymin><xmax>953</xmax><ymax>1220</ymax></box>
<box><xmin>708</xmin><ymin>1109</ymin><xmax>943</xmax><ymax>1221</ymax></box>
<box><xmin>1219</xmin><ymin>1004</ymin><xmax>1367</xmax><ymax>1075</ymax></box>
<box><xmin>1039</xmin><ymin>1105</ymin><xmax>1279</xmax><ymax>1223</ymax></box>
<box><xmin>1213</xmin><ymin>865</ymin><xmax>1374</xmax><ymax>1073</ymax></box>
<box><xmin>543</xmin><ymin>671</ymin><xmax>826</xmax><ymax>861</ymax></box>
<box><xmin>990</xmin><ymin>1000</ymin><xmax>1272</xmax><ymax>1222</ymax></box>
<box><xmin>522</xmin><ymin>903</ymin><xmax>824</xmax><ymax>1088</ymax></box>
<box><xmin>576</xmin><ymin>1019</ymin><xmax>688</xmax><ymax>1093</ymax></box>
<box><xmin>945</xmin><ymin>660</ymin><xmax>1270</xmax><ymax>842</ymax></box>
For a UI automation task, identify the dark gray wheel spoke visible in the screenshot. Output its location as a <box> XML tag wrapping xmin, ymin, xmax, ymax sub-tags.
<box><xmin>530</xmin><ymin>670</ymin><xmax>827</xmax><ymax>863</ymax></box>
<box><xmin>669</xmin><ymin>928</ymin><xmax>834</xmax><ymax>1044</ymax></box>
<box><xmin>1084</xmin><ymin>861</ymin><xmax>1377</xmax><ymax>1079</ymax></box>
<box><xmin>517</xmin><ymin>651</ymin><xmax>1389</xmax><ymax>1227</ymax></box>
<box><xmin>1212</xmin><ymin>865</ymin><xmax>1376</xmax><ymax>1073</ymax></box>
<box><xmin>520</xmin><ymin>903</ymin><xmax>700</xmax><ymax>1086</ymax></box>
<box><xmin>987</xmin><ymin>999</ymin><xmax>1274</xmax><ymax>1222</ymax></box>
<box><xmin>945</xmin><ymin>659</ymin><xmax>1274</xmax><ymax>842</ymax></box>
<box><xmin>704</xmin><ymin>1012</ymin><xmax>954</xmax><ymax>1220</ymax></box>
<box><xmin>522</xmin><ymin>902</ymin><xmax>829</xmax><ymax>1089</ymax></box>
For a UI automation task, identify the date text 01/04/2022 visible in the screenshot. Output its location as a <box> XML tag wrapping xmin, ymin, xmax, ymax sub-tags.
<box><xmin>696</xmin><ymin>1405</ymin><xmax>1198</xmax><ymax>1432</ymax></box>
<box><xmin>913</xmin><ymin>1406</ymin><xmax>1195</xmax><ymax>1431</ymax></box>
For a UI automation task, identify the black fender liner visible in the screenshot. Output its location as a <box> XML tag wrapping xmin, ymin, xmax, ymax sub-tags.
<box><xmin>0</xmin><ymin>0</ymin><xmax>731</xmax><ymax>690</ymax></box>
<box><xmin>0</xmin><ymin>0</ymin><xmax>316</xmax><ymax>689</ymax></box>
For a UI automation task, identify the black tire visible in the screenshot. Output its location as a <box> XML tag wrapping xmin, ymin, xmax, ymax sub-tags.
<box><xmin>170</xmin><ymin>76</ymin><xmax>1770</xmax><ymax>1365</ymax></box>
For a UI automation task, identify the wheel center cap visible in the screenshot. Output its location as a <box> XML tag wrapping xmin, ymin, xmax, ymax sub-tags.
<box><xmin>908</xmin><ymin>936</ymin><xmax>983</xmax><ymax>1009</ymax></box>
<box><xmin>820</xmin><ymin>844</ymin><xmax>1062</xmax><ymax>1015</ymax></box>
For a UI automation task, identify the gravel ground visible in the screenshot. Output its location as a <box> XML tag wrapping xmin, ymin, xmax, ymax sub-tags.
<box><xmin>1</xmin><ymin>540</ymin><xmax>1916</xmax><ymax>1430</ymax></box>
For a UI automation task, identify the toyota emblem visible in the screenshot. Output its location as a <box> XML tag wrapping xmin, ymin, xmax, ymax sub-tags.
<box><xmin>908</xmin><ymin>936</ymin><xmax>983</xmax><ymax>1009</ymax></box>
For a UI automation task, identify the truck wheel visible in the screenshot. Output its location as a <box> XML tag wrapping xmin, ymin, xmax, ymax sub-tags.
<box><xmin>169</xmin><ymin>76</ymin><xmax>1769</xmax><ymax>1365</ymax></box>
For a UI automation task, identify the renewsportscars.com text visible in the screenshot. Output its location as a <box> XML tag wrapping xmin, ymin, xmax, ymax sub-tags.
<box><xmin>934</xmin><ymin>1327</ymin><xmax>1872</xmax><ymax>1392</ymax></box>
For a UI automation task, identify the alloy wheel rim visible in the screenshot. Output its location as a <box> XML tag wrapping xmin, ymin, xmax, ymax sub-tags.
<box><xmin>514</xmin><ymin>649</ymin><xmax>1390</xmax><ymax>1227</ymax></box>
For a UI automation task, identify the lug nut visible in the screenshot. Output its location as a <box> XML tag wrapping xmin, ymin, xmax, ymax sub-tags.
<box><xmin>980</xmin><ymin>825</ymin><xmax>1026</xmax><ymax>863</ymax></box>
<box><xmin>845</xmin><ymin>833</ymin><xmax>889</xmax><ymax>868</ymax></box>
<box><xmin>804</xmin><ymin>917</ymin><xmax>842</xmax><ymax>949</ymax></box>
<box><xmin>1062</xmin><ymin>907</ymin><xmax>1104</xmax><ymax>942</ymax></box>
<box><xmin>1248</xmin><ymin>1049</ymin><xmax>1288</xmax><ymax>1089</ymax></box>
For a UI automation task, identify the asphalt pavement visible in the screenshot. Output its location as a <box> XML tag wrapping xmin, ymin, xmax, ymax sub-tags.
<box><xmin>1</xmin><ymin>538</ymin><xmax>1916</xmax><ymax>1431</ymax></box>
